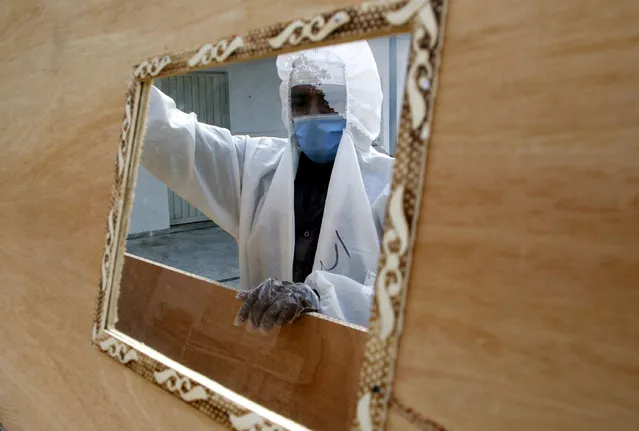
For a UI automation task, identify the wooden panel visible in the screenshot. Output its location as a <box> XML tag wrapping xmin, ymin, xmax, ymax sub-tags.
<box><xmin>391</xmin><ymin>0</ymin><xmax>639</xmax><ymax>430</ymax></box>
<box><xmin>116</xmin><ymin>254</ymin><xmax>366</xmax><ymax>431</ymax></box>
<box><xmin>0</xmin><ymin>1</ymin><xmax>361</xmax><ymax>430</ymax></box>
<box><xmin>1</xmin><ymin>0</ymin><xmax>638</xmax><ymax>430</ymax></box>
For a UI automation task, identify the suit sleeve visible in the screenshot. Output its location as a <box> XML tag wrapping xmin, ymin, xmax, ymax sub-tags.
<box><xmin>141</xmin><ymin>86</ymin><xmax>248</xmax><ymax>239</ymax></box>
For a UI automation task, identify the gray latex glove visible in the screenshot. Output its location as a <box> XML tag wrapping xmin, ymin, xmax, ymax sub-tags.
<box><xmin>233</xmin><ymin>277</ymin><xmax>320</xmax><ymax>332</ymax></box>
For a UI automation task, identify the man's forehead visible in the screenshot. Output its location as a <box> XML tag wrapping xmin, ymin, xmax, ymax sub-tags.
<box><xmin>291</xmin><ymin>84</ymin><xmax>318</xmax><ymax>93</ymax></box>
<box><xmin>291</xmin><ymin>83</ymin><xmax>346</xmax><ymax>93</ymax></box>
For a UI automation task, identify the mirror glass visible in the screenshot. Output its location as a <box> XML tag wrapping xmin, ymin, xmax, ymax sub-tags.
<box><xmin>115</xmin><ymin>34</ymin><xmax>410</xmax><ymax>430</ymax></box>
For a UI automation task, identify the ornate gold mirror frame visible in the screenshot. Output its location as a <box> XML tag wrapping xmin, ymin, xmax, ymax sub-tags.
<box><xmin>91</xmin><ymin>0</ymin><xmax>448</xmax><ymax>429</ymax></box>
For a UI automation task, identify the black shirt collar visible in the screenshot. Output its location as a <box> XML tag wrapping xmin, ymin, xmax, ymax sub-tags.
<box><xmin>295</xmin><ymin>152</ymin><xmax>334</xmax><ymax>183</ymax></box>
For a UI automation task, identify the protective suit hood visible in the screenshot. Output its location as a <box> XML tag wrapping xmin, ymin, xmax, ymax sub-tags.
<box><xmin>277</xmin><ymin>41</ymin><xmax>383</xmax><ymax>153</ymax></box>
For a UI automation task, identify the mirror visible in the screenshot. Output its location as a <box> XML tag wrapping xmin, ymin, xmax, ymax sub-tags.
<box><xmin>93</xmin><ymin>2</ymin><xmax>448</xmax><ymax>428</ymax></box>
<box><xmin>125</xmin><ymin>35</ymin><xmax>410</xmax><ymax>296</ymax></box>
<box><xmin>115</xmin><ymin>35</ymin><xmax>410</xmax><ymax>429</ymax></box>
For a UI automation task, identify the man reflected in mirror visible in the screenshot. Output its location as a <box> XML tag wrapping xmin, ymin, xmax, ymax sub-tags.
<box><xmin>141</xmin><ymin>41</ymin><xmax>393</xmax><ymax>332</ymax></box>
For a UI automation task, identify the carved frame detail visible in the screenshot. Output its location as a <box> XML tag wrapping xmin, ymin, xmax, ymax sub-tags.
<box><xmin>92</xmin><ymin>0</ymin><xmax>448</xmax><ymax>429</ymax></box>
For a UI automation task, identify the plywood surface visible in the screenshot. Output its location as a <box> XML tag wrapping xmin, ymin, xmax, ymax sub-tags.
<box><xmin>1</xmin><ymin>0</ymin><xmax>638</xmax><ymax>430</ymax></box>
<box><xmin>391</xmin><ymin>0</ymin><xmax>639</xmax><ymax>429</ymax></box>
<box><xmin>0</xmin><ymin>1</ymin><xmax>360</xmax><ymax>430</ymax></box>
<box><xmin>116</xmin><ymin>254</ymin><xmax>365</xmax><ymax>430</ymax></box>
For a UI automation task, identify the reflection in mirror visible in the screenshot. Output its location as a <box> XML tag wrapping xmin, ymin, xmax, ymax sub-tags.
<box><xmin>117</xmin><ymin>34</ymin><xmax>410</xmax><ymax>430</ymax></box>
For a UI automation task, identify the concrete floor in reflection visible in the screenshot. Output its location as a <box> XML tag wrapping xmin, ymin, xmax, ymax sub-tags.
<box><xmin>126</xmin><ymin>223</ymin><xmax>241</xmax><ymax>289</ymax></box>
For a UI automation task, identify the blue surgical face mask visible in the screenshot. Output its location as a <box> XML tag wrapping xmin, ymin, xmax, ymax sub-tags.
<box><xmin>292</xmin><ymin>114</ymin><xmax>347</xmax><ymax>164</ymax></box>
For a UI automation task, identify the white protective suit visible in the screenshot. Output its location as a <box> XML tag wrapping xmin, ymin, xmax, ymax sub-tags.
<box><xmin>141</xmin><ymin>41</ymin><xmax>394</xmax><ymax>327</ymax></box>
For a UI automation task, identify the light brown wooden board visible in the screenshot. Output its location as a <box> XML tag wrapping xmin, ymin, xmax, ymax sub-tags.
<box><xmin>116</xmin><ymin>254</ymin><xmax>366</xmax><ymax>430</ymax></box>
<box><xmin>392</xmin><ymin>0</ymin><xmax>639</xmax><ymax>429</ymax></box>
<box><xmin>1</xmin><ymin>0</ymin><xmax>638</xmax><ymax>430</ymax></box>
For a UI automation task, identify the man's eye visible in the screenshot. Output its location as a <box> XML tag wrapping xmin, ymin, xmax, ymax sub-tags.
<box><xmin>319</xmin><ymin>98</ymin><xmax>336</xmax><ymax>113</ymax></box>
<box><xmin>292</xmin><ymin>100</ymin><xmax>309</xmax><ymax>111</ymax></box>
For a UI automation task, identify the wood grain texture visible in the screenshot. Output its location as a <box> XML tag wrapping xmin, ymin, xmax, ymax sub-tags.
<box><xmin>116</xmin><ymin>254</ymin><xmax>366</xmax><ymax>431</ymax></box>
<box><xmin>0</xmin><ymin>0</ymin><xmax>361</xmax><ymax>430</ymax></box>
<box><xmin>392</xmin><ymin>0</ymin><xmax>639</xmax><ymax>430</ymax></box>
<box><xmin>1</xmin><ymin>0</ymin><xmax>638</xmax><ymax>430</ymax></box>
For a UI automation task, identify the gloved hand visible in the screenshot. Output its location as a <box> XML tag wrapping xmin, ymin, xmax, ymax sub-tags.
<box><xmin>233</xmin><ymin>277</ymin><xmax>320</xmax><ymax>333</ymax></box>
